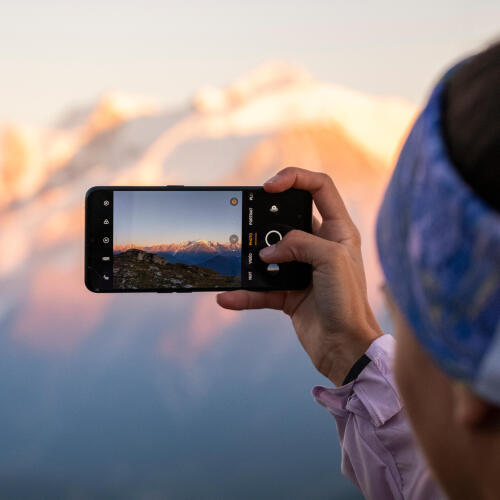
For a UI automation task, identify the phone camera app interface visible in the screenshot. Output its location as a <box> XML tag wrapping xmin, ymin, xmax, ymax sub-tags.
<box><xmin>241</xmin><ymin>189</ymin><xmax>311</xmax><ymax>290</ymax></box>
<box><xmin>113</xmin><ymin>191</ymin><xmax>242</xmax><ymax>290</ymax></box>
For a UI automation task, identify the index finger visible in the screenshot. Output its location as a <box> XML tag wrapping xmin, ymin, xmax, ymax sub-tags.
<box><xmin>263</xmin><ymin>167</ymin><xmax>353</xmax><ymax>225</ymax></box>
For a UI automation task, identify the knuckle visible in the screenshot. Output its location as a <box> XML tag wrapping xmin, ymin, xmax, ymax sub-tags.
<box><xmin>351</xmin><ymin>227</ymin><xmax>362</xmax><ymax>246</ymax></box>
<box><xmin>315</xmin><ymin>242</ymin><xmax>340</xmax><ymax>270</ymax></box>
<box><xmin>279</xmin><ymin>166</ymin><xmax>298</xmax><ymax>176</ymax></box>
<box><xmin>319</xmin><ymin>171</ymin><xmax>333</xmax><ymax>185</ymax></box>
<box><xmin>330</xmin><ymin>241</ymin><xmax>350</xmax><ymax>261</ymax></box>
<box><xmin>279</xmin><ymin>230</ymin><xmax>303</xmax><ymax>260</ymax></box>
<box><xmin>283</xmin><ymin>229</ymin><xmax>302</xmax><ymax>244</ymax></box>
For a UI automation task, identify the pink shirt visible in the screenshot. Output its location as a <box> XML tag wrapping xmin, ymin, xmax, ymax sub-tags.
<box><xmin>312</xmin><ymin>335</ymin><xmax>445</xmax><ymax>499</ymax></box>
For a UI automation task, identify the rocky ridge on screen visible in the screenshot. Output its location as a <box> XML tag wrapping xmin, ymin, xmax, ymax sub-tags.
<box><xmin>113</xmin><ymin>249</ymin><xmax>240</xmax><ymax>289</ymax></box>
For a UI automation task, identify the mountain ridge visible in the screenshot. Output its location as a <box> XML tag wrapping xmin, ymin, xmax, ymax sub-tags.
<box><xmin>0</xmin><ymin>61</ymin><xmax>415</xmax><ymax>338</ymax></box>
<box><xmin>0</xmin><ymin>61</ymin><xmax>417</xmax><ymax>213</ymax></box>
<box><xmin>114</xmin><ymin>240</ymin><xmax>241</xmax><ymax>255</ymax></box>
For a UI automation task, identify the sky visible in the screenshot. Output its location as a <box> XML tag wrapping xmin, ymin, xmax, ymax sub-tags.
<box><xmin>0</xmin><ymin>0</ymin><xmax>499</xmax><ymax>125</ymax></box>
<box><xmin>113</xmin><ymin>190</ymin><xmax>242</xmax><ymax>246</ymax></box>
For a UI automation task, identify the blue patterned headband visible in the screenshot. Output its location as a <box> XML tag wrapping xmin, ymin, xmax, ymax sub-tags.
<box><xmin>376</xmin><ymin>66</ymin><xmax>500</xmax><ymax>405</ymax></box>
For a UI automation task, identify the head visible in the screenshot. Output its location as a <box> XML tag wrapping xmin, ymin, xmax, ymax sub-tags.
<box><xmin>377</xmin><ymin>41</ymin><xmax>500</xmax><ymax>499</ymax></box>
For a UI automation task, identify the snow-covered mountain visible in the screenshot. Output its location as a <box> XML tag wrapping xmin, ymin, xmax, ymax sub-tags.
<box><xmin>0</xmin><ymin>62</ymin><xmax>416</xmax><ymax>498</ymax></box>
<box><xmin>0</xmin><ymin>92</ymin><xmax>156</xmax><ymax>211</ymax></box>
<box><xmin>115</xmin><ymin>240</ymin><xmax>242</xmax><ymax>275</ymax></box>
<box><xmin>0</xmin><ymin>61</ymin><xmax>416</xmax><ymax>352</ymax></box>
<box><xmin>115</xmin><ymin>240</ymin><xmax>241</xmax><ymax>255</ymax></box>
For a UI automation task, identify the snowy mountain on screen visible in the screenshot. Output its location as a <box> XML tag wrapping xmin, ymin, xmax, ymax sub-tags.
<box><xmin>115</xmin><ymin>240</ymin><xmax>241</xmax><ymax>275</ymax></box>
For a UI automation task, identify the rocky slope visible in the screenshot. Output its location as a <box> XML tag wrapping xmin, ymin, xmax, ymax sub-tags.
<box><xmin>113</xmin><ymin>249</ymin><xmax>240</xmax><ymax>289</ymax></box>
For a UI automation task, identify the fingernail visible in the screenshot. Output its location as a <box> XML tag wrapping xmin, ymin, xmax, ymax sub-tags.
<box><xmin>264</xmin><ymin>174</ymin><xmax>280</xmax><ymax>185</ymax></box>
<box><xmin>259</xmin><ymin>245</ymin><xmax>276</xmax><ymax>257</ymax></box>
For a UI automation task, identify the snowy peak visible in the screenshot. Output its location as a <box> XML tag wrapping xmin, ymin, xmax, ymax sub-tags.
<box><xmin>56</xmin><ymin>91</ymin><xmax>157</xmax><ymax>132</ymax></box>
<box><xmin>191</xmin><ymin>61</ymin><xmax>417</xmax><ymax>166</ymax></box>
<box><xmin>0</xmin><ymin>92</ymin><xmax>158</xmax><ymax>210</ymax></box>
<box><xmin>193</xmin><ymin>62</ymin><xmax>312</xmax><ymax>113</ymax></box>
<box><xmin>84</xmin><ymin>92</ymin><xmax>157</xmax><ymax>135</ymax></box>
<box><xmin>115</xmin><ymin>240</ymin><xmax>240</xmax><ymax>255</ymax></box>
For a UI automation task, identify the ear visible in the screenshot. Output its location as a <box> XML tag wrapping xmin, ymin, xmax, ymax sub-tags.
<box><xmin>452</xmin><ymin>382</ymin><xmax>494</xmax><ymax>428</ymax></box>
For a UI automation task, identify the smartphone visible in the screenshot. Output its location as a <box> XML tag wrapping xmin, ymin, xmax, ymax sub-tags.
<box><xmin>85</xmin><ymin>186</ymin><xmax>312</xmax><ymax>293</ymax></box>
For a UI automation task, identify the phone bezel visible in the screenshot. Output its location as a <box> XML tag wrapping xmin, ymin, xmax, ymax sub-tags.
<box><xmin>85</xmin><ymin>185</ymin><xmax>312</xmax><ymax>293</ymax></box>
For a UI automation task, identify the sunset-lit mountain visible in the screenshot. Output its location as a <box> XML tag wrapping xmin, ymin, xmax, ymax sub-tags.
<box><xmin>0</xmin><ymin>61</ymin><xmax>416</xmax><ymax>284</ymax></box>
<box><xmin>1</xmin><ymin>63</ymin><xmax>416</xmax><ymax>328</ymax></box>
<box><xmin>0</xmin><ymin>62</ymin><xmax>416</xmax><ymax>499</ymax></box>
<box><xmin>114</xmin><ymin>240</ymin><xmax>242</xmax><ymax>277</ymax></box>
<box><xmin>0</xmin><ymin>92</ymin><xmax>156</xmax><ymax>211</ymax></box>
<box><xmin>114</xmin><ymin>240</ymin><xmax>241</xmax><ymax>255</ymax></box>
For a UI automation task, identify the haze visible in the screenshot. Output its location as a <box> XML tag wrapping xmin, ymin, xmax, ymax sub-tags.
<box><xmin>1</xmin><ymin>0</ymin><xmax>499</xmax><ymax>125</ymax></box>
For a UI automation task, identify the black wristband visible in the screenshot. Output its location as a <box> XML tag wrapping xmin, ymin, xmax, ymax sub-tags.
<box><xmin>342</xmin><ymin>354</ymin><xmax>371</xmax><ymax>385</ymax></box>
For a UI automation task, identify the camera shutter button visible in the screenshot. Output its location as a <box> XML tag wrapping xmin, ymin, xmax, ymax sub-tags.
<box><xmin>265</xmin><ymin>230</ymin><xmax>282</xmax><ymax>246</ymax></box>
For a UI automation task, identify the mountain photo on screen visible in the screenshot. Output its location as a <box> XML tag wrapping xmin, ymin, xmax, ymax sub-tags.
<box><xmin>113</xmin><ymin>191</ymin><xmax>242</xmax><ymax>289</ymax></box>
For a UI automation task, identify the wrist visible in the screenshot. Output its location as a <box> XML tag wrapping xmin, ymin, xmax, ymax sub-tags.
<box><xmin>321</xmin><ymin>329</ymin><xmax>382</xmax><ymax>386</ymax></box>
<box><xmin>341</xmin><ymin>353</ymin><xmax>372</xmax><ymax>385</ymax></box>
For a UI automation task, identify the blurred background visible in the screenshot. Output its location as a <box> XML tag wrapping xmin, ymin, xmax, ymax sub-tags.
<box><xmin>0</xmin><ymin>1</ymin><xmax>498</xmax><ymax>498</ymax></box>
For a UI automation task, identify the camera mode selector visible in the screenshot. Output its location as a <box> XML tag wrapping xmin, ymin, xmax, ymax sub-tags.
<box><xmin>266</xmin><ymin>263</ymin><xmax>279</xmax><ymax>274</ymax></box>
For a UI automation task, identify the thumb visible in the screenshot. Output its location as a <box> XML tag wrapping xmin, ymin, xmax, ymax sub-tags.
<box><xmin>259</xmin><ymin>229</ymin><xmax>332</xmax><ymax>267</ymax></box>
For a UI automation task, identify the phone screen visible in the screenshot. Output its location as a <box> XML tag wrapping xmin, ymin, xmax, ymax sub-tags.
<box><xmin>113</xmin><ymin>190</ymin><xmax>242</xmax><ymax>290</ymax></box>
<box><xmin>85</xmin><ymin>187</ymin><xmax>312</xmax><ymax>292</ymax></box>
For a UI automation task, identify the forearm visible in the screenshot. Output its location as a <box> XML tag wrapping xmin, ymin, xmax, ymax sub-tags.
<box><xmin>313</xmin><ymin>335</ymin><xmax>444</xmax><ymax>500</ymax></box>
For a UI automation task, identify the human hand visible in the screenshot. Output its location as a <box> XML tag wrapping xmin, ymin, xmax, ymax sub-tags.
<box><xmin>216</xmin><ymin>167</ymin><xmax>382</xmax><ymax>386</ymax></box>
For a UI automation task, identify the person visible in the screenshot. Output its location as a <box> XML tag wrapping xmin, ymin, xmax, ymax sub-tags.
<box><xmin>217</xmin><ymin>40</ymin><xmax>500</xmax><ymax>500</ymax></box>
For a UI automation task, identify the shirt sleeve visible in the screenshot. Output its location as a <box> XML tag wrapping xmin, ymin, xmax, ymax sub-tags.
<box><xmin>312</xmin><ymin>334</ymin><xmax>445</xmax><ymax>500</ymax></box>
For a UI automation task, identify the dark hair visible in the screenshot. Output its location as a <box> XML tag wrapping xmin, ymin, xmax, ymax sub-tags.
<box><xmin>442</xmin><ymin>40</ymin><xmax>500</xmax><ymax>212</ymax></box>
